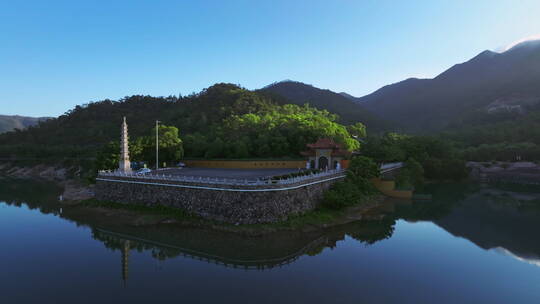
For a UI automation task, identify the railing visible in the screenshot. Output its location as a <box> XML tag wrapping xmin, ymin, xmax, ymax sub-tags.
<box><xmin>97</xmin><ymin>169</ymin><xmax>345</xmax><ymax>186</ymax></box>
<box><xmin>380</xmin><ymin>162</ymin><xmax>403</xmax><ymax>173</ymax></box>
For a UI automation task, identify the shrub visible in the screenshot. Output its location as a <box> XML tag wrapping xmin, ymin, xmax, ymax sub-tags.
<box><xmin>396</xmin><ymin>158</ymin><xmax>424</xmax><ymax>189</ymax></box>
<box><xmin>323</xmin><ymin>156</ymin><xmax>379</xmax><ymax>209</ymax></box>
<box><xmin>323</xmin><ymin>181</ymin><xmax>365</xmax><ymax>209</ymax></box>
<box><xmin>347</xmin><ymin>156</ymin><xmax>379</xmax><ymax>180</ymax></box>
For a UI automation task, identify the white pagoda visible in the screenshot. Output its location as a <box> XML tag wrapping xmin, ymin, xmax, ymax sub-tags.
<box><xmin>119</xmin><ymin>117</ymin><xmax>132</xmax><ymax>172</ymax></box>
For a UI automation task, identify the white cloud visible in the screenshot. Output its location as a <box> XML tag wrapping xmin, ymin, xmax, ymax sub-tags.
<box><xmin>500</xmin><ymin>34</ymin><xmax>540</xmax><ymax>52</ymax></box>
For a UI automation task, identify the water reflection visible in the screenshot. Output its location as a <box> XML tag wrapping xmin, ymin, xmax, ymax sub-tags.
<box><xmin>0</xmin><ymin>178</ymin><xmax>63</xmax><ymax>214</ymax></box>
<box><xmin>90</xmin><ymin>218</ymin><xmax>397</xmax><ymax>279</ymax></box>
<box><xmin>1</xmin><ymin>178</ymin><xmax>540</xmax><ymax>279</ymax></box>
<box><xmin>428</xmin><ymin>185</ymin><xmax>540</xmax><ymax>267</ymax></box>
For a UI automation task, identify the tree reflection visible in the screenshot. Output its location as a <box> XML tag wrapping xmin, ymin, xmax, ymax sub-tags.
<box><xmin>346</xmin><ymin>219</ymin><xmax>396</xmax><ymax>245</ymax></box>
<box><xmin>0</xmin><ymin>178</ymin><xmax>63</xmax><ymax>215</ymax></box>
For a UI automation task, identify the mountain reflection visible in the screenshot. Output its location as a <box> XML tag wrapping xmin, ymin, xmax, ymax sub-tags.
<box><xmin>430</xmin><ymin>186</ymin><xmax>540</xmax><ymax>266</ymax></box>
<box><xmin>2</xmin><ymin>178</ymin><xmax>540</xmax><ymax>278</ymax></box>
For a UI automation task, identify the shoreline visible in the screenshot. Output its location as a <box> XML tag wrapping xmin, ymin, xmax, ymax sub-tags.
<box><xmin>61</xmin><ymin>194</ymin><xmax>387</xmax><ymax>237</ymax></box>
<box><xmin>53</xmin><ymin>177</ymin><xmax>389</xmax><ymax>236</ymax></box>
<box><xmin>0</xmin><ymin>162</ymin><xmax>78</xmax><ymax>180</ymax></box>
<box><xmin>468</xmin><ymin>161</ymin><xmax>540</xmax><ymax>185</ymax></box>
<box><xmin>1</xmin><ymin>167</ymin><xmax>390</xmax><ymax>236</ymax></box>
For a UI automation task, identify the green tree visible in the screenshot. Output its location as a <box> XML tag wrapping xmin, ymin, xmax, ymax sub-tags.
<box><xmin>347</xmin><ymin>122</ymin><xmax>367</xmax><ymax>139</ymax></box>
<box><xmin>205</xmin><ymin>138</ymin><xmax>224</xmax><ymax>158</ymax></box>
<box><xmin>323</xmin><ymin>156</ymin><xmax>379</xmax><ymax>210</ymax></box>
<box><xmin>183</xmin><ymin>133</ymin><xmax>209</xmax><ymax>157</ymax></box>
<box><xmin>396</xmin><ymin>158</ymin><xmax>424</xmax><ymax>189</ymax></box>
<box><xmin>152</xmin><ymin>125</ymin><xmax>183</xmax><ymax>165</ymax></box>
<box><xmin>130</xmin><ymin>125</ymin><xmax>184</xmax><ymax>166</ymax></box>
<box><xmin>95</xmin><ymin>141</ymin><xmax>120</xmax><ymax>170</ymax></box>
<box><xmin>347</xmin><ymin>156</ymin><xmax>380</xmax><ymax>181</ymax></box>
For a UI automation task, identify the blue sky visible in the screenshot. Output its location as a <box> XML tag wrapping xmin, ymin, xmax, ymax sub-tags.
<box><xmin>1</xmin><ymin>0</ymin><xmax>540</xmax><ymax>117</ymax></box>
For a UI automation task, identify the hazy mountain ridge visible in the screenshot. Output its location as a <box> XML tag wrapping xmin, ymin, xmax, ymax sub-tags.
<box><xmin>353</xmin><ymin>40</ymin><xmax>540</xmax><ymax>132</ymax></box>
<box><xmin>339</xmin><ymin>92</ymin><xmax>357</xmax><ymax>101</ymax></box>
<box><xmin>0</xmin><ymin>115</ymin><xmax>51</xmax><ymax>134</ymax></box>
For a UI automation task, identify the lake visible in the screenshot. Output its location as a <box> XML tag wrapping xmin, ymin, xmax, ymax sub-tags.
<box><xmin>1</xmin><ymin>179</ymin><xmax>540</xmax><ymax>303</ymax></box>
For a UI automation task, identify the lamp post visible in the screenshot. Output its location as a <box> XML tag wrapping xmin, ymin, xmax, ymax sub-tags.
<box><xmin>155</xmin><ymin>120</ymin><xmax>161</xmax><ymax>170</ymax></box>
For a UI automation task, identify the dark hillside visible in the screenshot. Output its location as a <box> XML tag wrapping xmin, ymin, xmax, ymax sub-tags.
<box><xmin>0</xmin><ymin>83</ymin><xmax>361</xmax><ymax>161</ymax></box>
<box><xmin>261</xmin><ymin>81</ymin><xmax>391</xmax><ymax>132</ymax></box>
<box><xmin>0</xmin><ymin>84</ymin><xmax>273</xmax><ymax>158</ymax></box>
<box><xmin>0</xmin><ymin>96</ymin><xmax>178</xmax><ymax>158</ymax></box>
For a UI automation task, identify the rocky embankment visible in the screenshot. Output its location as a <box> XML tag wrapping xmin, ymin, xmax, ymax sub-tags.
<box><xmin>0</xmin><ymin>162</ymin><xmax>71</xmax><ymax>180</ymax></box>
<box><xmin>61</xmin><ymin>180</ymin><xmax>94</xmax><ymax>202</ymax></box>
<box><xmin>468</xmin><ymin>161</ymin><xmax>540</xmax><ymax>184</ymax></box>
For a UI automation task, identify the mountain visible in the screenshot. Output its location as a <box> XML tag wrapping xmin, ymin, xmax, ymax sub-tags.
<box><xmin>354</xmin><ymin>40</ymin><xmax>540</xmax><ymax>132</ymax></box>
<box><xmin>260</xmin><ymin>81</ymin><xmax>390</xmax><ymax>131</ymax></box>
<box><xmin>339</xmin><ymin>92</ymin><xmax>357</xmax><ymax>101</ymax></box>
<box><xmin>0</xmin><ymin>84</ymin><xmax>361</xmax><ymax>161</ymax></box>
<box><xmin>0</xmin><ymin>115</ymin><xmax>51</xmax><ymax>134</ymax></box>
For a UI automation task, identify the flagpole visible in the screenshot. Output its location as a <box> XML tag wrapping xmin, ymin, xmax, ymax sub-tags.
<box><xmin>156</xmin><ymin>120</ymin><xmax>160</xmax><ymax>170</ymax></box>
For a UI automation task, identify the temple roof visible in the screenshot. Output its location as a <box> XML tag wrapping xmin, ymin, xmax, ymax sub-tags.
<box><xmin>306</xmin><ymin>138</ymin><xmax>341</xmax><ymax>149</ymax></box>
<box><xmin>301</xmin><ymin>138</ymin><xmax>351</xmax><ymax>157</ymax></box>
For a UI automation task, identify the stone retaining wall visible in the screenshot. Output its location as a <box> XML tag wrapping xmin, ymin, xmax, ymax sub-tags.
<box><xmin>95</xmin><ymin>174</ymin><xmax>345</xmax><ymax>224</ymax></box>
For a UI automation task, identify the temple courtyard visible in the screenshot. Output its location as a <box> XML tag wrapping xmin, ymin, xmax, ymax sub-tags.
<box><xmin>153</xmin><ymin>167</ymin><xmax>304</xmax><ymax>180</ymax></box>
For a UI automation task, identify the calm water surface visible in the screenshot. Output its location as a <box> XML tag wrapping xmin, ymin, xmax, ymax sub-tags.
<box><xmin>1</xmin><ymin>180</ymin><xmax>540</xmax><ymax>303</ymax></box>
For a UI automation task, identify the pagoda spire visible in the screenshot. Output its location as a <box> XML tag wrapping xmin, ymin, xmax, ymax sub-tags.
<box><xmin>121</xmin><ymin>240</ymin><xmax>130</xmax><ymax>287</ymax></box>
<box><xmin>119</xmin><ymin>117</ymin><xmax>132</xmax><ymax>172</ymax></box>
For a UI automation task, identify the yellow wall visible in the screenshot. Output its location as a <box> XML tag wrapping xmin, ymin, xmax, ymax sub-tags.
<box><xmin>185</xmin><ymin>161</ymin><xmax>410</xmax><ymax>197</ymax></box>
<box><xmin>371</xmin><ymin>178</ymin><xmax>413</xmax><ymax>199</ymax></box>
<box><xmin>185</xmin><ymin>159</ymin><xmax>351</xmax><ymax>169</ymax></box>
<box><xmin>184</xmin><ymin>160</ymin><xmax>307</xmax><ymax>169</ymax></box>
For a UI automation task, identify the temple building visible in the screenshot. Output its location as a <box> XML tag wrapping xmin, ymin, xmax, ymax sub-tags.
<box><xmin>301</xmin><ymin>138</ymin><xmax>350</xmax><ymax>170</ymax></box>
<box><xmin>119</xmin><ymin>117</ymin><xmax>131</xmax><ymax>172</ymax></box>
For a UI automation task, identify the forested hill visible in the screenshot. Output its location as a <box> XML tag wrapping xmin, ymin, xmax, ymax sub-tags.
<box><xmin>440</xmin><ymin>103</ymin><xmax>540</xmax><ymax>161</ymax></box>
<box><xmin>0</xmin><ymin>83</ymin><xmax>362</xmax><ymax>160</ymax></box>
<box><xmin>0</xmin><ymin>95</ymin><xmax>178</xmax><ymax>158</ymax></box>
<box><xmin>260</xmin><ymin>80</ymin><xmax>391</xmax><ymax>132</ymax></box>
<box><xmin>0</xmin><ymin>115</ymin><xmax>51</xmax><ymax>134</ymax></box>
<box><xmin>354</xmin><ymin>40</ymin><xmax>540</xmax><ymax>133</ymax></box>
